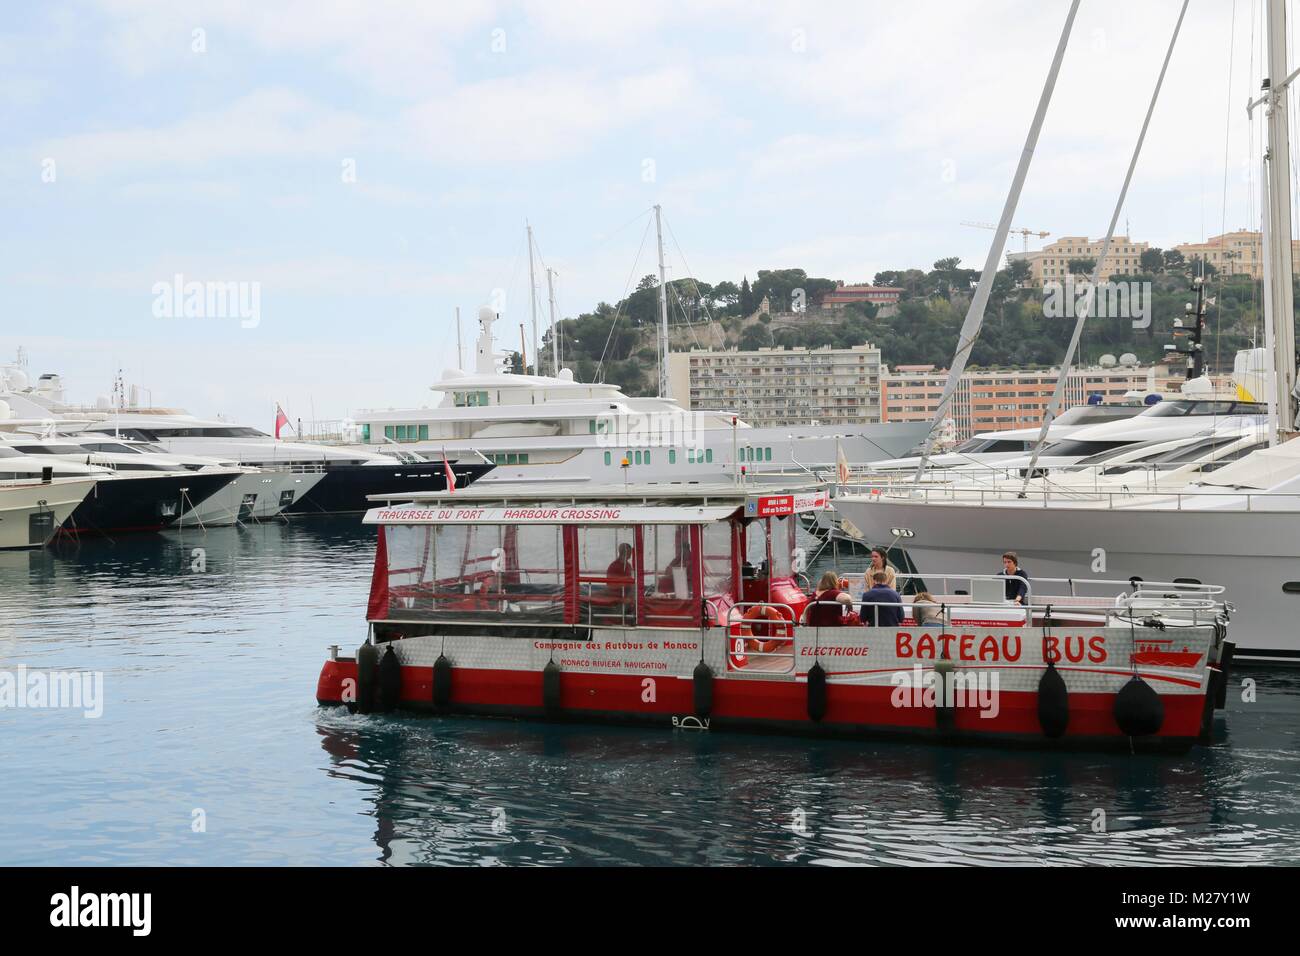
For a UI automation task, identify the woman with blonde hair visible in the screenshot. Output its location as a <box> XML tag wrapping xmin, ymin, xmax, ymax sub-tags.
<box><xmin>911</xmin><ymin>590</ymin><xmax>944</xmax><ymax>627</ymax></box>
<box><xmin>806</xmin><ymin>570</ymin><xmax>853</xmax><ymax>626</ymax></box>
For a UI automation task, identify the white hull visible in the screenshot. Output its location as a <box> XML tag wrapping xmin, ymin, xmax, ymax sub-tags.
<box><xmin>372</xmin><ymin>423</ymin><xmax>929</xmax><ymax>485</ymax></box>
<box><xmin>0</xmin><ymin>478</ymin><xmax>96</xmax><ymax>549</ymax></box>
<box><xmin>832</xmin><ymin>493</ymin><xmax>1300</xmax><ymax>663</ymax></box>
<box><xmin>176</xmin><ymin>471</ymin><xmax>323</xmax><ymax>527</ymax></box>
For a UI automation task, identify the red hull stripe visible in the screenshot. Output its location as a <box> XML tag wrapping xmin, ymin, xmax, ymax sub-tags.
<box><xmin>317</xmin><ymin>660</ymin><xmax>1207</xmax><ymax>740</ymax></box>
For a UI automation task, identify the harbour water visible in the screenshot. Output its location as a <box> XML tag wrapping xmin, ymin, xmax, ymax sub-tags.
<box><xmin>1</xmin><ymin>519</ymin><xmax>1298</xmax><ymax>866</ymax></box>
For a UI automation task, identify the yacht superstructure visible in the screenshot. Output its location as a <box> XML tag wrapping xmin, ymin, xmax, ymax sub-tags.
<box><xmin>338</xmin><ymin>307</ymin><xmax>928</xmax><ymax>484</ymax></box>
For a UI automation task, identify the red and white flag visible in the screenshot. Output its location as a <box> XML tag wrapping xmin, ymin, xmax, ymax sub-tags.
<box><xmin>274</xmin><ymin>403</ymin><xmax>290</xmax><ymax>439</ymax></box>
<box><xmin>443</xmin><ymin>451</ymin><xmax>456</xmax><ymax>494</ymax></box>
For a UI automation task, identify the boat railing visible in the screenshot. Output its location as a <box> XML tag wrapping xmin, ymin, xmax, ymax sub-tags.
<box><xmin>725</xmin><ymin>602</ymin><xmax>797</xmax><ymax>670</ymax></box>
<box><xmin>840</xmin><ymin>482</ymin><xmax>1300</xmax><ymax>512</ymax></box>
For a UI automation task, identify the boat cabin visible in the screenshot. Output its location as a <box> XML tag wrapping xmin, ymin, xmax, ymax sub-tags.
<box><xmin>363</xmin><ymin>484</ymin><xmax>828</xmax><ymax>636</ymax></box>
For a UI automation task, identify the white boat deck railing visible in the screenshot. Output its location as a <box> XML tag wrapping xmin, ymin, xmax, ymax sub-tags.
<box><xmin>838</xmin><ymin>482</ymin><xmax>1300</xmax><ymax>512</ymax></box>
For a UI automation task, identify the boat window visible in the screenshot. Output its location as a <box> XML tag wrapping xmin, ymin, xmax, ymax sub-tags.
<box><xmin>1284</xmin><ymin>582</ymin><xmax>1300</xmax><ymax>595</ymax></box>
<box><xmin>1037</xmin><ymin>439</ymin><xmax>1132</xmax><ymax>457</ymax></box>
<box><xmin>12</xmin><ymin>444</ymin><xmax>85</xmax><ymax>455</ymax></box>
<box><xmin>668</xmin><ymin>449</ymin><xmax>676</xmax><ymax>464</ymax></box>
<box><xmin>701</xmin><ymin>522</ymin><xmax>732</xmax><ymax>597</ymax></box>
<box><xmin>1149</xmin><ymin>436</ymin><xmax>1242</xmax><ymax>465</ymax></box>
<box><xmin>382</xmin><ymin>524</ymin><xmax>565</xmax><ymax>623</ymax></box>
<box><xmin>1076</xmin><ymin>441</ymin><xmax>1161</xmax><ymax>465</ymax></box>
<box><xmin>576</xmin><ymin>526</ymin><xmax>636</xmax><ymax>625</ymax></box>
<box><xmin>135</xmin><ymin>426</ymin><xmax>268</xmax><ymax>438</ymax></box>
<box><xmin>770</xmin><ymin>515</ymin><xmax>796</xmax><ymax>579</ymax></box>
<box><xmin>642</xmin><ymin>525</ymin><xmax>698</xmax><ymax>625</ymax></box>
<box><xmin>79</xmin><ymin>442</ymin><xmax>140</xmax><ymax>454</ymax></box>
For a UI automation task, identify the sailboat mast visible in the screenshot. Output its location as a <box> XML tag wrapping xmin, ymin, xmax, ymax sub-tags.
<box><xmin>654</xmin><ymin>205</ymin><xmax>671</xmax><ymax>399</ymax></box>
<box><xmin>910</xmin><ymin>0</ymin><xmax>1081</xmax><ymax>485</ymax></box>
<box><xmin>1265</xmin><ymin>0</ymin><xmax>1296</xmax><ymax>433</ymax></box>
<box><xmin>546</xmin><ymin>267</ymin><xmax>559</xmax><ymax>376</ymax></box>
<box><xmin>455</xmin><ymin>306</ymin><xmax>463</xmax><ymax>370</ymax></box>
<box><xmin>527</xmin><ymin>222</ymin><xmax>539</xmax><ymax>376</ymax></box>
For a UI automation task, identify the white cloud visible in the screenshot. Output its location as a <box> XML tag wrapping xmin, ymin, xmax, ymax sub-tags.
<box><xmin>34</xmin><ymin>88</ymin><xmax>366</xmax><ymax>179</ymax></box>
<box><xmin>402</xmin><ymin>66</ymin><xmax>702</xmax><ymax>164</ymax></box>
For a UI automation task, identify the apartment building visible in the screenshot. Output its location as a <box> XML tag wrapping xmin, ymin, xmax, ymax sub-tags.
<box><xmin>667</xmin><ymin>344</ymin><xmax>883</xmax><ymax>426</ymax></box>
<box><xmin>1174</xmin><ymin>229</ymin><xmax>1300</xmax><ymax>280</ymax></box>
<box><xmin>881</xmin><ymin>363</ymin><xmax>1159</xmax><ymax>439</ymax></box>
<box><xmin>1011</xmin><ymin>235</ymin><xmax>1150</xmax><ymax>285</ymax></box>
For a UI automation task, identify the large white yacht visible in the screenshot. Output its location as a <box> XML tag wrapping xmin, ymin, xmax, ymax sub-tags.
<box><xmin>336</xmin><ymin>307</ymin><xmax>928</xmax><ymax>484</ymax></box>
<box><xmin>0</xmin><ymin>469</ymin><xmax>96</xmax><ymax>549</ymax></box>
<box><xmin>0</xmin><ymin>364</ymin><xmax>490</xmax><ymax>518</ymax></box>
<box><xmin>834</xmin><ymin>0</ymin><xmax>1300</xmax><ymax>666</ymax></box>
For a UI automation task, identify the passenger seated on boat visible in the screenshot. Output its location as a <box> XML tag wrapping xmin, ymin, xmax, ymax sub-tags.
<box><xmin>603</xmin><ymin>543</ymin><xmax>634</xmax><ymax>599</ymax></box>
<box><xmin>862</xmin><ymin>571</ymin><xmax>904</xmax><ymax>627</ymax></box>
<box><xmin>805</xmin><ymin>571</ymin><xmax>853</xmax><ymax>626</ymax></box>
<box><xmin>996</xmin><ymin>552</ymin><xmax>1030</xmax><ymax>605</ymax></box>
<box><xmin>863</xmin><ymin>548</ymin><xmax>898</xmax><ymax>594</ymax></box>
<box><xmin>657</xmin><ymin>549</ymin><xmax>692</xmax><ymax>593</ymax></box>
<box><xmin>910</xmin><ymin>591</ymin><xmax>943</xmax><ymax>627</ymax></box>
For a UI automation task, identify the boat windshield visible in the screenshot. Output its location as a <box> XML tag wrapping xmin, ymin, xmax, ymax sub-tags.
<box><xmin>1141</xmin><ymin>400</ymin><xmax>1265</xmax><ymax>417</ymax></box>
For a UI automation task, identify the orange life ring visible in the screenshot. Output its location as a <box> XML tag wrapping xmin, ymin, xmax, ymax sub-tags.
<box><xmin>742</xmin><ymin>605</ymin><xmax>791</xmax><ymax>652</ymax></box>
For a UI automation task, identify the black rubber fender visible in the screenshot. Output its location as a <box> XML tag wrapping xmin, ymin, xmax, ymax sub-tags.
<box><xmin>1114</xmin><ymin>674</ymin><xmax>1164</xmax><ymax>737</ymax></box>
<box><xmin>692</xmin><ymin>660</ymin><xmax>713</xmax><ymax>718</ymax></box>
<box><xmin>432</xmin><ymin>654</ymin><xmax>453</xmax><ymax>710</ymax></box>
<box><xmin>1037</xmin><ymin>662</ymin><xmax>1070</xmax><ymax>739</ymax></box>
<box><xmin>1215</xmin><ymin>640</ymin><xmax>1234</xmax><ymax>710</ymax></box>
<box><xmin>377</xmin><ymin>644</ymin><xmax>401</xmax><ymax>712</ymax></box>
<box><xmin>542</xmin><ymin>660</ymin><xmax>562</xmax><ymax>718</ymax></box>
<box><xmin>353</xmin><ymin>641</ymin><xmax>378</xmax><ymax>715</ymax></box>
<box><xmin>934</xmin><ymin>658</ymin><xmax>956</xmax><ymax>731</ymax></box>
<box><xmin>807</xmin><ymin>661</ymin><xmax>828</xmax><ymax>722</ymax></box>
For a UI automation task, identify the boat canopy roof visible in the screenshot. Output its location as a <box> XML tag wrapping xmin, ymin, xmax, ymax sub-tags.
<box><xmin>363</xmin><ymin>482</ymin><xmax>829</xmax><ymax>525</ymax></box>
<box><xmin>1193</xmin><ymin>435</ymin><xmax>1300</xmax><ymax>490</ymax></box>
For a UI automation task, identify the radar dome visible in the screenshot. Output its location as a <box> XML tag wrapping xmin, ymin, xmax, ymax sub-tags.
<box><xmin>1099</xmin><ymin>354</ymin><xmax>1117</xmax><ymax>368</ymax></box>
<box><xmin>1119</xmin><ymin>352</ymin><xmax>1138</xmax><ymax>366</ymax></box>
<box><xmin>3</xmin><ymin>367</ymin><xmax>28</xmax><ymax>391</ymax></box>
<box><xmin>442</xmin><ymin>368</ymin><xmax>465</xmax><ymax>379</ymax></box>
<box><xmin>1181</xmin><ymin>376</ymin><xmax>1214</xmax><ymax>397</ymax></box>
<box><xmin>478</xmin><ymin>305</ymin><xmax>495</xmax><ymax>322</ymax></box>
<box><xmin>557</xmin><ymin>368</ymin><xmax>574</xmax><ymax>381</ymax></box>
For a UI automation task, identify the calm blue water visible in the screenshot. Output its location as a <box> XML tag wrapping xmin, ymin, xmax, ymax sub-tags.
<box><xmin>1</xmin><ymin>519</ymin><xmax>1298</xmax><ymax>866</ymax></box>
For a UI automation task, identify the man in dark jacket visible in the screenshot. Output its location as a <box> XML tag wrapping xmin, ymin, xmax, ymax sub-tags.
<box><xmin>997</xmin><ymin>551</ymin><xmax>1030</xmax><ymax>605</ymax></box>
<box><xmin>862</xmin><ymin>570</ymin><xmax>904</xmax><ymax>627</ymax></box>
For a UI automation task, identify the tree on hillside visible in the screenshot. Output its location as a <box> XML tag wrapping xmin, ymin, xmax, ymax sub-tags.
<box><xmin>1140</xmin><ymin>248</ymin><xmax>1165</xmax><ymax>273</ymax></box>
<box><xmin>740</xmin><ymin>276</ymin><xmax>754</xmax><ymax>315</ymax></box>
<box><xmin>1163</xmin><ymin>249</ymin><xmax>1185</xmax><ymax>271</ymax></box>
<box><xmin>1067</xmin><ymin>258</ymin><xmax>1096</xmax><ymax>276</ymax></box>
<box><xmin>711</xmin><ymin>280</ymin><xmax>740</xmax><ymax>311</ymax></box>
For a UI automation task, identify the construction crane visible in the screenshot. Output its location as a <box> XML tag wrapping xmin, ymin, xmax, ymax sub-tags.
<box><xmin>960</xmin><ymin>220</ymin><xmax>1050</xmax><ymax>253</ymax></box>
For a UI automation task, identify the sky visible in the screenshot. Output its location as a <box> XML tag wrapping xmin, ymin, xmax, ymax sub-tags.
<box><xmin>0</xmin><ymin>0</ymin><xmax>1282</xmax><ymax>428</ymax></box>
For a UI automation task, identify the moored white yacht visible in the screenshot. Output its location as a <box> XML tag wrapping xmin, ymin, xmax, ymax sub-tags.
<box><xmin>835</xmin><ymin>0</ymin><xmax>1300</xmax><ymax>666</ymax></box>
<box><xmin>0</xmin><ymin>471</ymin><xmax>96</xmax><ymax>549</ymax></box>
<box><xmin>336</xmin><ymin>307</ymin><xmax>928</xmax><ymax>484</ymax></box>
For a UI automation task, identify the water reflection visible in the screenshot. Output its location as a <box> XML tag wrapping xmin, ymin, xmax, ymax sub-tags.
<box><xmin>1</xmin><ymin>518</ymin><xmax>1296</xmax><ymax>866</ymax></box>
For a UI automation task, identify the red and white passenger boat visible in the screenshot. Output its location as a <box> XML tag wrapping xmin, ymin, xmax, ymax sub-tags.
<box><xmin>316</xmin><ymin>484</ymin><xmax>1233</xmax><ymax>752</ymax></box>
